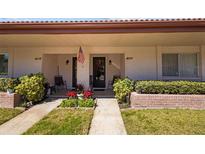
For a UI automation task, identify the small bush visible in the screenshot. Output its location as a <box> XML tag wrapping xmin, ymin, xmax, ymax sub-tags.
<box><xmin>135</xmin><ymin>80</ymin><xmax>205</xmax><ymax>94</ymax></box>
<box><xmin>60</xmin><ymin>99</ymin><xmax>78</xmax><ymax>107</ymax></box>
<box><xmin>15</xmin><ymin>73</ymin><xmax>46</xmax><ymax>103</ymax></box>
<box><xmin>78</xmin><ymin>99</ymin><xmax>95</xmax><ymax>107</ymax></box>
<box><xmin>113</xmin><ymin>78</ymin><xmax>134</xmax><ymax>102</ymax></box>
<box><xmin>0</xmin><ymin>78</ymin><xmax>19</xmax><ymax>92</ymax></box>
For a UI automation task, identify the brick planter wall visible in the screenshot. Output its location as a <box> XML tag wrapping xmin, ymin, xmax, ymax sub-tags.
<box><xmin>130</xmin><ymin>92</ymin><xmax>205</xmax><ymax>109</ymax></box>
<box><xmin>0</xmin><ymin>92</ymin><xmax>21</xmax><ymax>108</ymax></box>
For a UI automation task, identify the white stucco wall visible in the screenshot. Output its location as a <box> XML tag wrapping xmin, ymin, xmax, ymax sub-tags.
<box><xmin>124</xmin><ymin>47</ymin><xmax>157</xmax><ymax>80</ymax></box>
<box><xmin>42</xmin><ymin>54</ymin><xmax>58</xmax><ymax>85</ymax></box>
<box><xmin>13</xmin><ymin>48</ymin><xmax>42</xmax><ymax>77</ymax></box>
<box><xmin>107</xmin><ymin>54</ymin><xmax>124</xmax><ymax>81</ymax></box>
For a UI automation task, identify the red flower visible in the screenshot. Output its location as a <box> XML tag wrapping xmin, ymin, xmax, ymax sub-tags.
<box><xmin>66</xmin><ymin>91</ymin><xmax>77</xmax><ymax>98</ymax></box>
<box><xmin>83</xmin><ymin>90</ymin><xmax>93</xmax><ymax>98</ymax></box>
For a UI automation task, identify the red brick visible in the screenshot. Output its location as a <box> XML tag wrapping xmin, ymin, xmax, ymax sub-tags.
<box><xmin>0</xmin><ymin>92</ymin><xmax>21</xmax><ymax>108</ymax></box>
<box><xmin>130</xmin><ymin>92</ymin><xmax>205</xmax><ymax>110</ymax></box>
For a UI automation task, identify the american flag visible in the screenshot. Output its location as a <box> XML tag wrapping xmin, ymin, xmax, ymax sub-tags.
<box><xmin>78</xmin><ymin>46</ymin><xmax>85</xmax><ymax>64</ymax></box>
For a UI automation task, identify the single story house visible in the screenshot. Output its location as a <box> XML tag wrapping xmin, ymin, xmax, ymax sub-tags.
<box><xmin>1</xmin><ymin>18</ymin><xmax>205</xmax><ymax>90</ymax></box>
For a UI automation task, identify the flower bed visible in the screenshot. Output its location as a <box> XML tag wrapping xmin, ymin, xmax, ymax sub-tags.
<box><xmin>60</xmin><ymin>98</ymin><xmax>95</xmax><ymax>108</ymax></box>
<box><xmin>132</xmin><ymin>80</ymin><xmax>205</xmax><ymax>109</ymax></box>
<box><xmin>60</xmin><ymin>89</ymin><xmax>95</xmax><ymax>108</ymax></box>
<box><xmin>113</xmin><ymin>79</ymin><xmax>205</xmax><ymax>109</ymax></box>
<box><xmin>135</xmin><ymin>80</ymin><xmax>205</xmax><ymax>94</ymax></box>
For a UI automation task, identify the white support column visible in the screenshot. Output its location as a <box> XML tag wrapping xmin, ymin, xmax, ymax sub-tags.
<box><xmin>77</xmin><ymin>48</ymin><xmax>90</xmax><ymax>89</ymax></box>
<box><xmin>201</xmin><ymin>45</ymin><xmax>205</xmax><ymax>81</ymax></box>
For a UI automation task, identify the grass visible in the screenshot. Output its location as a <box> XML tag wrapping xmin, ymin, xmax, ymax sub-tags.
<box><xmin>0</xmin><ymin>108</ymin><xmax>23</xmax><ymax>125</ymax></box>
<box><xmin>121</xmin><ymin>109</ymin><xmax>205</xmax><ymax>135</ymax></box>
<box><xmin>24</xmin><ymin>108</ymin><xmax>93</xmax><ymax>135</ymax></box>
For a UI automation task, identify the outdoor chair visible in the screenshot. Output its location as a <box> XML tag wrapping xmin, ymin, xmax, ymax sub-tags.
<box><xmin>54</xmin><ymin>75</ymin><xmax>67</xmax><ymax>90</ymax></box>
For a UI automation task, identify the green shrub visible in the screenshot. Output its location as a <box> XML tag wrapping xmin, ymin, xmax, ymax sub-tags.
<box><xmin>60</xmin><ymin>99</ymin><xmax>78</xmax><ymax>107</ymax></box>
<box><xmin>135</xmin><ymin>80</ymin><xmax>205</xmax><ymax>94</ymax></box>
<box><xmin>78</xmin><ymin>99</ymin><xmax>95</xmax><ymax>107</ymax></box>
<box><xmin>113</xmin><ymin>78</ymin><xmax>134</xmax><ymax>102</ymax></box>
<box><xmin>0</xmin><ymin>78</ymin><xmax>19</xmax><ymax>92</ymax></box>
<box><xmin>15</xmin><ymin>73</ymin><xmax>46</xmax><ymax>103</ymax></box>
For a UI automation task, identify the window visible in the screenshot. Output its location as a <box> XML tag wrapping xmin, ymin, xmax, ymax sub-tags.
<box><xmin>0</xmin><ymin>53</ymin><xmax>8</xmax><ymax>75</ymax></box>
<box><xmin>162</xmin><ymin>53</ymin><xmax>198</xmax><ymax>77</ymax></box>
<box><xmin>162</xmin><ymin>54</ymin><xmax>178</xmax><ymax>76</ymax></box>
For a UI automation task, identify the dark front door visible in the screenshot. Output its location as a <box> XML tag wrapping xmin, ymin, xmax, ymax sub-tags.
<box><xmin>72</xmin><ymin>57</ymin><xmax>77</xmax><ymax>88</ymax></box>
<box><xmin>93</xmin><ymin>57</ymin><xmax>106</xmax><ymax>88</ymax></box>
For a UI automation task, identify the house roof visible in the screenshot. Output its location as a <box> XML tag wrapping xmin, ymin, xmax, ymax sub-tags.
<box><xmin>1</xmin><ymin>18</ymin><xmax>205</xmax><ymax>24</ymax></box>
<box><xmin>0</xmin><ymin>18</ymin><xmax>205</xmax><ymax>23</ymax></box>
<box><xmin>1</xmin><ymin>18</ymin><xmax>205</xmax><ymax>34</ymax></box>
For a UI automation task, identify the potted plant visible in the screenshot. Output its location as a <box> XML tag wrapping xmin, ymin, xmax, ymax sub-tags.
<box><xmin>7</xmin><ymin>88</ymin><xmax>13</xmax><ymax>94</ymax></box>
<box><xmin>75</xmin><ymin>84</ymin><xmax>84</xmax><ymax>99</ymax></box>
<box><xmin>76</xmin><ymin>84</ymin><xmax>84</xmax><ymax>94</ymax></box>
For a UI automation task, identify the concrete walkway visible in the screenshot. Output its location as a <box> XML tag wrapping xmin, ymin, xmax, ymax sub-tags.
<box><xmin>89</xmin><ymin>98</ymin><xmax>127</xmax><ymax>135</ymax></box>
<box><xmin>0</xmin><ymin>99</ymin><xmax>62</xmax><ymax>135</ymax></box>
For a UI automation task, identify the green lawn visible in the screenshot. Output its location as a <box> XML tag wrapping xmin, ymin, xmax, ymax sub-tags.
<box><xmin>121</xmin><ymin>109</ymin><xmax>205</xmax><ymax>135</ymax></box>
<box><xmin>24</xmin><ymin>108</ymin><xmax>93</xmax><ymax>135</ymax></box>
<box><xmin>0</xmin><ymin>108</ymin><xmax>23</xmax><ymax>125</ymax></box>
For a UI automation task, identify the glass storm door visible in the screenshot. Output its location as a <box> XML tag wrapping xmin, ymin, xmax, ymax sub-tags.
<box><xmin>93</xmin><ymin>57</ymin><xmax>106</xmax><ymax>88</ymax></box>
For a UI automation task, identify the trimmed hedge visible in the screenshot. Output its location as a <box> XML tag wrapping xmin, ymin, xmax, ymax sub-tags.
<box><xmin>0</xmin><ymin>78</ymin><xmax>19</xmax><ymax>92</ymax></box>
<box><xmin>135</xmin><ymin>80</ymin><xmax>205</xmax><ymax>94</ymax></box>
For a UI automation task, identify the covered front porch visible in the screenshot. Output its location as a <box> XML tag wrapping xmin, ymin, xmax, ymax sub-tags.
<box><xmin>41</xmin><ymin>52</ymin><xmax>124</xmax><ymax>98</ymax></box>
<box><xmin>1</xmin><ymin>32</ymin><xmax>205</xmax><ymax>98</ymax></box>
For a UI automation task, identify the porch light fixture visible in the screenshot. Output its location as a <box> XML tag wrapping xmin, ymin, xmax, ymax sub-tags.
<box><xmin>109</xmin><ymin>60</ymin><xmax>112</xmax><ymax>65</ymax></box>
<box><xmin>66</xmin><ymin>60</ymin><xmax>69</xmax><ymax>65</ymax></box>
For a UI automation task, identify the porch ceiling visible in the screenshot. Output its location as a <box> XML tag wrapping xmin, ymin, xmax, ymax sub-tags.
<box><xmin>1</xmin><ymin>32</ymin><xmax>205</xmax><ymax>47</ymax></box>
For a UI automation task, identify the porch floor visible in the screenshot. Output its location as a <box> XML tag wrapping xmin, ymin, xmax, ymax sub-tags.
<box><xmin>49</xmin><ymin>89</ymin><xmax>114</xmax><ymax>98</ymax></box>
<box><xmin>93</xmin><ymin>89</ymin><xmax>114</xmax><ymax>98</ymax></box>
